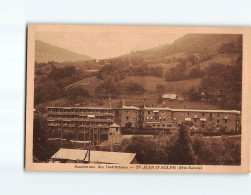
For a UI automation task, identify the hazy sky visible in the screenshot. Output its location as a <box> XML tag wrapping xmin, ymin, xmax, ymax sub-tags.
<box><xmin>36</xmin><ymin>29</ymin><xmax>185</xmax><ymax>59</ymax></box>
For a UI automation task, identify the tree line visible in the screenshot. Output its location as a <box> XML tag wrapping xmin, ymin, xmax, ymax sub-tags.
<box><xmin>34</xmin><ymin>63</ymin><xmax>92</xmax><ymax>105</ymax></box>
<box><xmin>185</xmin><ymin>60</ymin><xmax>242</xmax><ymax>110</ymax></box>
<box><xmin>117</xmin><ymin>124</ymin><xmax>241</xmax><ymax>165</ymax></box>
<box><xmin>97</xmin><ymin>64</ymin><xmax>163</xmax><ymax>82</ymax></box>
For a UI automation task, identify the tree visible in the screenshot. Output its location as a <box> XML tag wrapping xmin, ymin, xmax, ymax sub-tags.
<box><xmin>191</xmin><ymin>134</ymin><xmax>213</xmax><ymax>164</ymax></box>
<box><xmin>168</xmin><ymin>123</ymin><xmax>195</xmax><ymax>164</ymax></box>
<box><xmin>156</xmin><ymin>84</ymin><xmax>165</xmax><ymax>93</ymax></box>
<box><xmin>125</xmin><ymin>82</ymin><xmax>146</xmax><ymax>95</ymax></box>
<box><xmin>156</xmin><ymin>95</ymin><xmax>163</xmax><ymax>105</ymax></box>
<box><xmin>65</xmin><ymin>86</ymin><xmax>90</xmax><ymax>102</ymax></box>
<box><xmin>125</xmin><ymin>136</ymin><xmax>168</xmax><ymax>164</ymax></box>
<box><xmin>125</xmin><ymin>122</ymin><xmax>133</xmax><ymax>128</ymax></box>
<box><xmin>189</xmin><ymin>66</ymin><xmax>203</xmax><ymax>79</ymax></box>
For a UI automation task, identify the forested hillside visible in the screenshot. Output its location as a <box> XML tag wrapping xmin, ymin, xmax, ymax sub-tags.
<box><xmin>34</xmin><ymin>34</ymin><xmax>242</xmax><ymax>112</ymax></box>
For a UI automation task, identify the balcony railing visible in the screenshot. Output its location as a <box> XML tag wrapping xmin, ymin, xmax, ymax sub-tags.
<box><xmin>47</xmin><ymin>118</ymin><xmax>114</xmax><ymax>122</ymax></box>
<box><xmin>48</xmin><ymin>111</ymin><xmax>114</xmax><ymax>116</ymax></box>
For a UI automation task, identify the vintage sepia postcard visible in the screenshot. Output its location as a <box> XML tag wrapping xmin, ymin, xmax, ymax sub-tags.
<box><xmin>26</xmin><ymin>25</ymin><xmax>251</xmax><ymax>173</ymax></box>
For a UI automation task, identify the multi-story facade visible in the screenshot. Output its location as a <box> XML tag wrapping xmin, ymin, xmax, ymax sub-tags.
<box><xmin>171</xmin><ymin>108</ymin><xmax>241</xmax><ymax>133</ymax></box>
<box><xmin>47</xmin><ymin>106</ymin><xmax>241</xmax><ymax>134</ymax></box>
<box><xmin>47</xmin><ymin>107</ymin><xmax>114</xmax><ymax>134</ymax></box>
<box><xmin>114</xmin><ymin>106</ymin><xmax>140</xmax><ymax>128</ymax></box>
<box><xmin>141</xmin><ymin>107</ymin><xmax>176</xmax><ymax>131</ymax></box>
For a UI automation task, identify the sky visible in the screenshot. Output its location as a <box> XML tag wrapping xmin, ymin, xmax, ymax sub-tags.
<box><xmin>36</xmin><ymin>27</ymin><xmax>185</xmax><ymax>59</ymax></box>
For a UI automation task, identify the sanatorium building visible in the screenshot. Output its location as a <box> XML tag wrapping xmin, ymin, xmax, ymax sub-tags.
<box><xmin>47</xmin><ymin>106</ymin><xmax>241</xmax><ymax>134</ymax></box>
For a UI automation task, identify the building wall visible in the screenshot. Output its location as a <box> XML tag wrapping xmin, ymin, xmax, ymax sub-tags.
<box><xmin>120</xmin><ymin>108</ymin><xmax>139</xmax><ymax>128</ymax></box>
<box><xmin>47</xmin><ymin>107</ymin><xmax>241</xmax><ymax>134</ymax></box>
<box><xmin>141</xmin><ymin>108</ymin><xmax>175</xmax><ymax>130</ymax></box>
<box><xmin>47</xmin><ymin>107</ymin><xmax>114</xmax><ymax>133</ymax></box>
<box><xmin>172</xmin><ymin>110</ymin><xmax>240</xmax><ymax>133</ymax></box>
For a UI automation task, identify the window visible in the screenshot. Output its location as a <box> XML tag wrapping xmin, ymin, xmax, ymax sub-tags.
<box><xmin>201</xmin><ymin>121</ymin><xmax>205</xmax><ymax>128</ymax></box>
<box><xmin>225</xmin><ymin>120</ymin><xmax>228</xmax><ymax>124</ymax></box>
<box><xmin>194</xmin><ymin>118</ymin><xmax>197</xmax><ymax>122</ymax></box>
<box><xmin>210</xmin><ymin>113</ymin><xmax>212</xmax><ymax>117</ymax></box>
<box><xmin>217</xmin><ymin>120</ymin><xmax>220</xmax><ymax>124</ymax></box>
<box><xmin>148</xmin><ymin>111</ymin><xmax>150</xmax><ymax>115</ymax></box>
<box><xmin>126</xmin><ymin>116</ymin><xmax>129</xmax><ymax>121</ymax></box>
<box><xmin>162</xmin><ymin>111</ymin><xmax>164</xmax><ymax>114</ymax></box>
<box><xmin>217</xmin><ymin>113</ymin><xmax>220</xmax><ymax>117</ymax></box>
<box><xmin>202</xmin><ymin>113</ymin><xmax>205</xmax><ymax>116</ymax></box>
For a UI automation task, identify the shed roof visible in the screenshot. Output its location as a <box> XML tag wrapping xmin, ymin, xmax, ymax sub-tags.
<box><xmin>51</xmin><ymin>148</ymin><xmax>136</xmax><ymax>164</ymax></box>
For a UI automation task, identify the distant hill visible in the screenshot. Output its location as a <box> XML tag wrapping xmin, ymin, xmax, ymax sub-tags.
<box><xmin>139</xmin><ymin>33</ymin><xmax>241</xmax><ymax>57</ymax></box>
<box><xmin>35</xmin><ymin>40</ymin><xmax>92</xmax><ymax>63</ymax></box>
<box><xmin>164</xmin><ymin>33</ymin><xmax>241</xmax><ymax>54</ymax></box>
<box><xmin>110</xmin><ymin>33</ymin><xmax>242</xmax><ymax>68</ymax></box>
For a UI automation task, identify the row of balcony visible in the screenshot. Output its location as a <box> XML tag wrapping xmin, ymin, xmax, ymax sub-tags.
<box><xmin>47</xmin><ymin>118</ymin><xmax>114</xmax><ymax>122</ymax></box>
<box><xmin>48</xmin><ymin>124</ymin><xmax>112</xmax><ymax>128</ymax></box>
<box><xmin>48</xmin><ymin>112</ymin><xmax>114</xmax><ymax>116</ymax></box>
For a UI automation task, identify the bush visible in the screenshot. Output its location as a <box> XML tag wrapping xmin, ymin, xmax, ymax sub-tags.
<box><xmin>125</xmin><ymin>82</ymin><xmax>146</xmax><ymax>95</ymax></box>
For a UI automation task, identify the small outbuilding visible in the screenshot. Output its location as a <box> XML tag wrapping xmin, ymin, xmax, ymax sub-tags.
<box><xmin>162</xmin><ymin>94</ymin><xmax>178</xmax><ymax>101</ymax></box>
<box><xmin>51</xmin><ymin>148</ymin><xmax>137</xmax><ymax>164</ymax></box>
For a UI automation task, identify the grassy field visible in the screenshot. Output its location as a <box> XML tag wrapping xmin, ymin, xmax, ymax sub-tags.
<box><xmin>184</xmin><ymin>53</ymin><xmax>240</xmax><ymax>74</ymax></box>
<box><xmin>60</xmin><ymin>75</ymin><xmax>205</xmax><ymax>108</ymax></box>
<box><xmin>65</xmin><ymin>76</ymin><xmax>104</xmax><ymax>94</ymax></box>
<box><xmin>119</xmin><ymin>76</ymin><xmax>201</xmax><ymax>96</ymax></box>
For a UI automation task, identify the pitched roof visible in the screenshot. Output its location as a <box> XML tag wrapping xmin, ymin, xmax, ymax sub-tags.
<box><xmin>51</xmin><ymin>148</ymin><xmax>136</xmax><ymax>164</ymax></box>
<box><xmin>110</xmin><ymin>123</ymin><xmax>120</xmax><ymax>128</ymax></box>
<box><xmin>162</xmin><ymin>94</ymin><xmax>177</xmax><ymax>99</ymax></box>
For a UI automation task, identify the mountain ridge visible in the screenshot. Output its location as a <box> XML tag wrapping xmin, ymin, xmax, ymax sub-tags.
<box><xmin>35</xmin><ymin>40</ymin><xmax>92</xmax><ymax>63</ymax></box>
